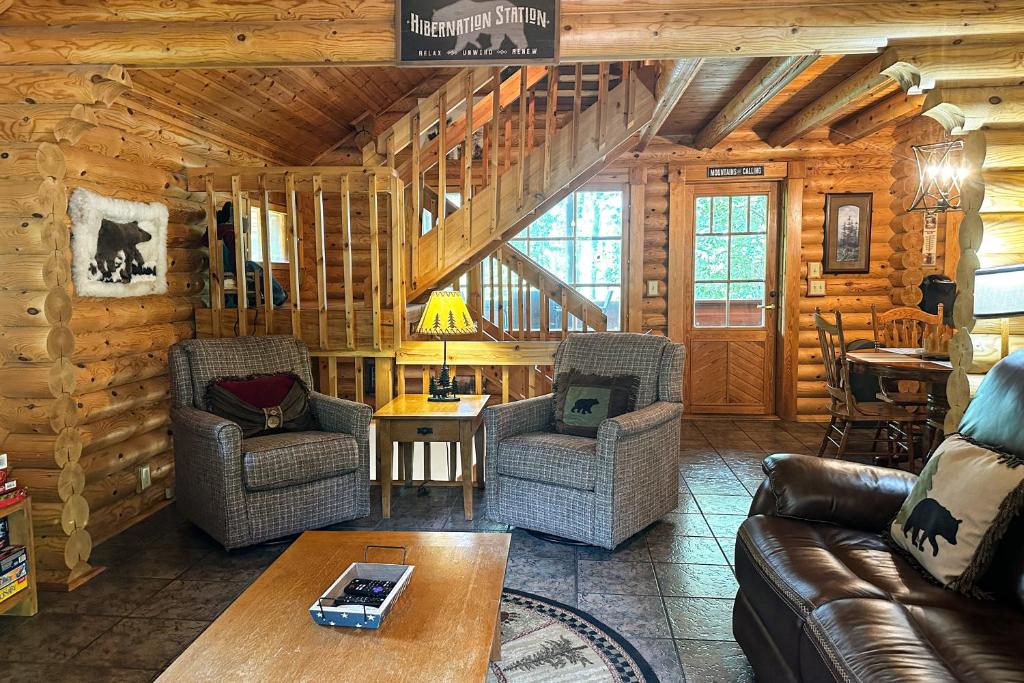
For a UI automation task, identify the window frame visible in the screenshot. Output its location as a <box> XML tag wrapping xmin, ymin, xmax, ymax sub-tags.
<box><xmin>247</xmin><ymin>203</ymin><xmax>291</xmax><ymax>266</ymax></box>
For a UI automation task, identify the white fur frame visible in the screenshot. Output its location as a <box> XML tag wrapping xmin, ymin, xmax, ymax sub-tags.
<box><xmin>69</xmin><ymin>188</ymin><xmax>169</xmax><ymax>297</ymax></box>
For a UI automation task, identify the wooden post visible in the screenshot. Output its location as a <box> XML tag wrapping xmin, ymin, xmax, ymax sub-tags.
<box><xmin>627</xmin><ymin>167</ymin><xmax>647</xmax><ymax>332</ymax></box>
<box><xmin>517</xmin><ymin>68</ymin><xmax>528</xmax><ymax>208</ymax></box>
<box><xmin>285</xmin><ymin>172</ymin><xmax>302</xmax><ymax>337</ymax></box>
<box><xmin>204</xmin><ymin>175</ymin><xmax>223</xmax><ymax>337</ymax></box>
<box><xmin>354</xmin><ymin>357</ymin><xmax>365</xmax><ymax>403</ymax></box>
<box><xmin>501</xmin><ymin>366</ymin><xmax>510</xmax><ymax>404</ymax></box>
<box><xmin>410</xmin><ymin>109</ymin><xmax>422</xmax><ymax>242</ymax></box>
<box><xmin>463</xmin><ymin>71</ymin><xmax>473</xmax><ymax>242</ymax></box>
<box><xmin>341</xmin><ymin>174</ymin><xmax>356</xmax><ymax>350</ymax></box>
<box><xmin>391</xmin><ymin>174</ymin><xmax>405</xmax><ymax>352</ymax></box>
<box><xmin>597</xmin><ymin>62</ymin><xmax>609</xmax><ymax>148</ymax></box>
<box><xmin>327</xmin><ymin>357</ymin><xmax>339</xmax><ymax>397</ymax></box>
<box><xmin>312</xmin><ymin>174</ymin><xmax>329</xmax><ymax>349</ymax></box>
<box><xmin>368</xmin><ymin>173</ymin><xmax>383</xmax><ymax>351</ymax></box>
<box><xmin>560</xmin><ymin>289</ymin><xmax>569</xmax><ymax>337</ymax></box>
<box><xmin>230</xmin><ymin>174</ymin><xmax>248</xmax><ymax>335</ymax></box>
<box><xmin>543</xmin><ymin>65</ymin><xmax>556</xmax><ymax>194</ymax></box>
<box><xmin>667</xmin><ymin>165</ymin><xmax>686</xmax><ymax>341</ymax></box>
<box><xmin>623</xmin><ymin>61</ymin><xmax>633</xmax><ymax>127</ymax></box>
<box><xmin>572</xmin><ymin>64</ymin><xmax>583</xmax><ymax>166</ymax></box>
<box><xmin>257</xmin><ymin>174</ymin><xmax>273</xmax><ymax>334</ymax></box>
<box><xmin>490</xmin><ymin>68</ymin><xmax>500</xmax><ymax>234</ymax></box>
<box><xmin>437</xmin><ymin>90</ymin><xmax>447</xmax><ymax>271</ymax></box>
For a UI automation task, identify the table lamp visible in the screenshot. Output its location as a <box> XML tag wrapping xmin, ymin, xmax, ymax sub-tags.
<box><xmin>974</xmin><ymin>264</ymin><xmax>1024</xmax><ymax>358</ymax></box>
<box><xmin>416</xmin><ymin>291</ymin><xmax>478</xmax><ymax>401</ymax></box>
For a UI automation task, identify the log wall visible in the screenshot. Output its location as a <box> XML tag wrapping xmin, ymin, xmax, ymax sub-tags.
<box><xmin>0</xmin><ymin>65</ymin><xmax>270</xmax><ymax>589</ymax></box>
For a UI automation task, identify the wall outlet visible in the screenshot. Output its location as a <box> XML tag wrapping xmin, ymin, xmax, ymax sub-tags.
<box><xmin>807</xmin><ymin>279</ymin><xmax>827</xmax><ymax>296</ymax></box>
<box><xmin>646</xmin><ymin>280</ymin><xmax>659</xmax><ymax>296</ymax></box>
<box><xmin>808</xmin><ymin>262</ymin><xmax>823</xmax><ymax>278</ymax></box>
<box><xmin>137</xmin><ymin>464</ymin><xmax>152</xmax><ymax>493</ymax></box>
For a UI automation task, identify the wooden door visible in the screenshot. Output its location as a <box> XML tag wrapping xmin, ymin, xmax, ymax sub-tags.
<box><xmin>682</xmin><ymin>182</ymin><xmax>780</xmax><ymax>415</ymax></box>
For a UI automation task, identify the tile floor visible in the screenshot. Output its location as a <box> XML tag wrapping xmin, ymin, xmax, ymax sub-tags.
<box><xmin>0</xmin><ymin>419</ymin><xmax>829</xmax><ymax>682</ymax></box>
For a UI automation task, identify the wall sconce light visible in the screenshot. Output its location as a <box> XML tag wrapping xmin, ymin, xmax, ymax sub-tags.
<box><xmin>908</xmin><ymin>140</ymin><xmax>969</xmax><ymax>213</ymax></box>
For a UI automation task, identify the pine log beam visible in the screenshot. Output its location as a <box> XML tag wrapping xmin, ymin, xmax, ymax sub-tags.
<box><xmin>884</xmin><ymin>43</ymin><xmax>1024</xmax><ymax>92</ymax></box>
<box><xmin>766</xmin><ymin>51</ymin><xmax>919</xmax><ymax>148</ymax></box>
<box><xmin>694</xmin><ymin>55</ymin><xmax>818</xmax><ymax>150</ymax></box>
<box><xmin>829</xmin><ymin>91</ymin><xmax>925</xmax><ymax>144</ymax></box>
<box><xmin>637</xmin><ymin>59</ymin><xmax>703</xmax><ymax>152</ymax></box>
<box><xmin>5</xmin><ymin>3</ymin><xmax>1024</xmax><ymax>66</ymax></box>
<box><xmin>922</xmin><ymin>86</ymin><xmax>1024</xmax><ymax>135</ymax></box>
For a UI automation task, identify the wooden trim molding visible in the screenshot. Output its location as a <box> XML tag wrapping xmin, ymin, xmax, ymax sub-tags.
<box><xmin>778</xmin><ymin>162</ymin><xmax>805</xmax><ymax>421</ymax></box>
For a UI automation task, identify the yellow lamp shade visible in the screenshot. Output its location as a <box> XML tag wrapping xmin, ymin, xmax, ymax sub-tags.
<box><xmin>416</xmin><ymin>291</ymin><xmax>477</xmax><ymax>336</ymax></box>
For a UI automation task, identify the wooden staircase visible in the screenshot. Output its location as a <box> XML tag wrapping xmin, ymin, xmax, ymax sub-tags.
<box><xmin>364</xmin><ymin>63</ymin><xmax>657</xmax><ymax>304</ymax></box>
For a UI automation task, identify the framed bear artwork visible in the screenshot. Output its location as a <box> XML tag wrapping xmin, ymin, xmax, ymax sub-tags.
<box><xmin>69</xmin><ymin>188</ymin><xmax>168</xmax><ymax>297</ymax></box>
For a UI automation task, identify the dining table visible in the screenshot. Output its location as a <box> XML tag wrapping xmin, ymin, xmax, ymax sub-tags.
<box><xmin>845</xmin><ymin>347</ymin><xmax>953</xmax><ymax>456</ymax></box>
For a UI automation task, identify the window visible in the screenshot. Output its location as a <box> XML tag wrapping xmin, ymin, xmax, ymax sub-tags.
<box><xmin>248</xmin><ymin>206</ymin><xmax>290</xmax><ymax>263</ymax></box>
<box><xmin>485</xmin><ymin>189</ymin><xmax>624</xmax><ymax>330</ymax></box>
<box><xmin>693</xmin><ymin>193</ymin><xmax>769</xmax><ymax>328</ymax></box>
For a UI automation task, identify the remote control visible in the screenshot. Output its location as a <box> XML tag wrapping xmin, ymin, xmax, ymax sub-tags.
<box><xmin>325</xmin><ymin>594</ymin><xmax>385</xmax><ymax>608</ymax></box>
<box><xmin>344</xmin><ymin>578</ymin><xmax>395</xmax><ymax>599</ymax></box>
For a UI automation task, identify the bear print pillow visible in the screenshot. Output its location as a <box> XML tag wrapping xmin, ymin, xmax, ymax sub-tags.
<box><xmin>553</xmin><ymin>371</ymin><xmax>639</xmax><ymax>438</ymax></box>
<box><xmin>890</xmin><ymin>434</ymin><xmax>1024</xmax><ymax>594</ymax></box>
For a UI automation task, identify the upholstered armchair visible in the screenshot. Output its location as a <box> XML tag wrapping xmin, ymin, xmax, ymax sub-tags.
<box><xmin>484</xmin><ymin>333</ymin><xmax>685</xmax><ymax>549</ymax></box>
<box><xmin>169</xmin><ymin>336</ymin><xmax>371</xmax><ymax>549</ymax></box>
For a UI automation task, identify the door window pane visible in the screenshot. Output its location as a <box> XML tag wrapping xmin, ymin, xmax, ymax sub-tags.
<box><xmin>695</xmin><ymin>236</ymin><xmax>729</xmax><ymax>282</ymax></box>
<box><xmin>693</xmin><ymin>193</ymin><xmax>770</xmax><ymax>328</ymax></box>
<box><xmin>730</xmin><ymin>234</ymin><xmax>766</xmax><ymax>280</ymax></box>
<box><xmin>730</xmin><ymin>282</ymin><xmax>765</xmax><ymax>327</ymax></box>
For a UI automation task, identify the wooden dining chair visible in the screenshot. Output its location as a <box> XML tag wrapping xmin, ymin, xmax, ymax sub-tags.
<box><xmin>815</xmin><ymin>308</ymin><xmax>927</xmax><ymax>466</ymax></box>
<box><xmin>870</xmin><ymin>304</ymin><xmax>945</xmax><ymax>407</ymax></box>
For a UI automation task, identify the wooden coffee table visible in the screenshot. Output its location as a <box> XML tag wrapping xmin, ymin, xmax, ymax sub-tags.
<box><xmin>159</xmin><ymin>531</ymin><xmax>511</xmax><ymax>682</ymax></box>
<box><xmin>374</xmin><ymin>394</ymin><xmax>490</xmax><ymax>520</ymax></box>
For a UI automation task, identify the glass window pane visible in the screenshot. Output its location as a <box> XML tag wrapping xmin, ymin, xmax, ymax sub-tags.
<box><xmin>749</xmin><ymin>195</ymin><xmax>768</xmax><ymax>233</ymax></box>
<box><xmin>730</xmin><ymin>234</ymin><xmax>766</xmax><ymax>280</ymax></box>
<box><xmin>575</xmin><ymin>191</ymin><xmax>623</xmax><ymax>238</ymax></box>
<box><xmin>695</xmin><ymin>197</ymin><xmax>711</xmax><ymax>234</ymax></box>
<box><xmin>694</xmin><ymin>236</ymin><xmax>729</xmax><ymax>282</ymax></box>
<box><xmin>731</xmin><ymin>196</ymin><xmax>749</xmax><ymax>233</ymax></box>
<box><xmin>575</xmin><ymin>239</ymin><xmax>621</xmax><ymax>284</ymax></box>
<box><xmin>575</xmin><ymin>286</ymin><xmax>621</xmax><ymax>331</ymax></box>
<box><xmin>528</xmin><ymin>239</ymin><xmax>572</xmax><ymax>282</ymax></box>
<box><xmin>712</xmin><ymin>196</ymin><xmax>730</xmax><ymax>233</ymax></box>
<box><xmin>269</xmin><ymin>211</ymin><xmax>289</xmax><ymax>263</ymax></box>
<box><xmin>729</xmin><ymin>282</ymin><xmax>765</xmax><ymax>327</ymax></box>
<box><xmin>694</xmin><ymin>283</ymin><xmax>727</xmax><ymax>327</ymax></box>
<box><xmin>509</xmin><ymin>238</ymin><xmax>528</xmax><ymax>254</ymax></box>
<box><xmin>249</xmin><ymin>207</ymin><xmax>264</xmax><ymax>262</ymax></box>
<box><xmin>528</xmin><ymin>196</ymin><xmax>571</xmax><ymax>238</ymax></box>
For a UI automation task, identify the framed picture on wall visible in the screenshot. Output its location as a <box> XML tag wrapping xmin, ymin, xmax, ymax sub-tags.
<box><xmin>823</xmin><ymin>192</ymin><xmax>872</xmax><ymax>274</ymax></box>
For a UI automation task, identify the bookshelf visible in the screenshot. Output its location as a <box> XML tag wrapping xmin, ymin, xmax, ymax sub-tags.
<box><xmin>0</xmin><ymin>498</ymin><xmax>37</xmax><ymax>617</ymax></box>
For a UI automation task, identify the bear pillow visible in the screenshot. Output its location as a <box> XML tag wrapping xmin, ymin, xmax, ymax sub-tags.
<box><xmin>890</xmin><ymin>434</ymin><xmax>1024</xmax><ymax>594</ymax></box>
<box><xmin>553</xmin><ymin>371</ymin><xmax>639</xmax><ymax>438</ymax></box>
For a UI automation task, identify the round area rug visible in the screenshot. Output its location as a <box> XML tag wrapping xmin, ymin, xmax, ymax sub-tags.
<box><xmin>489</xmin><ymin>589</ymin><xmax>658</xmax><ymax>682</ymax></box>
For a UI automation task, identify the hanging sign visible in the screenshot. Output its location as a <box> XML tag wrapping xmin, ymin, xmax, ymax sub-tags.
<box><xmin>922</xmin><ymin>212</ymin><xmax>938</xmax><ymax>267</ymax></box>
<box><xmin>398</xmin><ymin>0</ymin><xmax>558</xmax><ymax>64</ymax></box>
<box><xmin>707</xmin><ymin>165</ymin><xmax>765</xmax><ymax>178</ymax></box>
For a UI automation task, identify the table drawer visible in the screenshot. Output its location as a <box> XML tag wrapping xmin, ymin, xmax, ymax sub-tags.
<box><xmin>386</xmin><ymin>420</ymin><xmax>462</xmax><ymax>443</ymax></box>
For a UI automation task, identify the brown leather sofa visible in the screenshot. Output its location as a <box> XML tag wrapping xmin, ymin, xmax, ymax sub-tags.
<box><xmin>734</xmin><ymin>350</ymin><xmax>1024</xmax><ymax>682</ymax></box>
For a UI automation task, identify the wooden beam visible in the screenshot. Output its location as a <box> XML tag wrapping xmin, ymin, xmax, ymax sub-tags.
<box><xmin>637</xmin><ymin>59</ymin><xmax>704</xmax><ymax>152</ymax></box>
<box><xmin>885</xmin><ymin>42</ymin><xmax>1024</xmax><ymax>92</ymax></box>
<box><xmin>693</xmin><ymin>54</ymin><xmax>818</xmax><ymax>150</ymax></box>
<box><xmin>922</xmin><ymin>86</ymin><xmax>1024</xmax><ymax>134</ymax></box>
<box><xmin>766</xmin><ymin>51</ymin><xmax>919</xmax><ymax>148</ymax></box>
<box><xmin>5</xmin><ymin>3</ymin><xmax>1024</xmax><ymax>66</ymax></box>
<box><xmin>829</xmin><ymin>91</ymin><xmax>925</xmax><ymax>144</ymax></box>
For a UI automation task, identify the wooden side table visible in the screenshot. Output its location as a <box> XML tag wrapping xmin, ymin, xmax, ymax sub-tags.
<box><xmin>374</xmin><ymin>394</ymin><xmax>489</xmax><ymax>520</ymax></box>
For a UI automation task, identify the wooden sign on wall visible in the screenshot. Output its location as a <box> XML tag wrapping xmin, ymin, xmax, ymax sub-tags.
<box><xmin>398</xmin><ymin>0</ymin><xmax>558</xmax><ymax>64</ymax></box>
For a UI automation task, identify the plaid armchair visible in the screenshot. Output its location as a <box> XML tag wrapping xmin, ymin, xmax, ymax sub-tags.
<box><xmin>169</xmin><ymin>336</ymin><xmax>371</xmax><ymax>549</ymax></box>
<box><xmin>484</xmin><ymin>333</ymin><xmax>685</xmax><ymax>549</ymax></box>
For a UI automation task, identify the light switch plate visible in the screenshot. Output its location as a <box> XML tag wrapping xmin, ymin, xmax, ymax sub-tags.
<box><xmin>808</xmin><ymin>262</ymin><xmax>823</xmax><ymax>278</ymax></box>
<box><xmin>646</xmin><ymin>280</ymin><xmax>659</xmax><ymax>296</ymax></box>
<box><xmin>137</xmin><ymin>464</ymin><xmax>152</xmax><ymax>493</ymax></box>
<box><xmin>807</xmin><ymin>279</ymin><xmax>826</xmax><ymax>296</ymax></box>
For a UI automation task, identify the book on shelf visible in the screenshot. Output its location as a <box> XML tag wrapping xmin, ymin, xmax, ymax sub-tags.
<box><xmin>0</xmin><ymin>454</ymin><xmax>26</xmax><ymax>510</ymax></box>
<box><xmin>0</xmin><ymin>545</ymin><xmax>28</xmax><ymax>604</ymax></box>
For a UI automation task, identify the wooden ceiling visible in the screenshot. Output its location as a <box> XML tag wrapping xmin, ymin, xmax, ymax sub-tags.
<box><xmin>126</xmin><ymin>66</ymin><xmax>457</xmax><ymax>165</ymax></box>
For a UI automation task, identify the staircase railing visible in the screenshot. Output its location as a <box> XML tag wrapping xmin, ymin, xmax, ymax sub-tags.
<box><xmin>364</xmin><ymin>61</ymin><xmax>656</xmax><ymax>302</ymax></box>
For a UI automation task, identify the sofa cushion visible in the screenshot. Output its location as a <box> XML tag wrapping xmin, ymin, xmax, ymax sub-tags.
<box><xmin>497</xmin><ymin>431</ymin><xmax>598</xmax><ymax>491</ymax></box>
<box><xmin>242</xmin><ymin>431</ymin><xmax>358</xmax><ymax>492</ymax></box>
<box><xmin>890</xmin><ymin>434</ymin><xmax>1024</xmax><ymax>593</ymax></box>
<box><xmin>803</xmin><ymin>598</ymin><xmax>1024</xmax><ymax>682</ymax></box>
